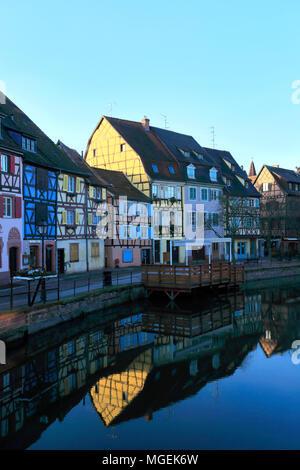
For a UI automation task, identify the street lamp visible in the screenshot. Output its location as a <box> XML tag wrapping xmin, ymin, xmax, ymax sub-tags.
<box><xmin>37</xmin><ymin>220</ymin><xmax>47</xmax><ymax>302</ymax></box>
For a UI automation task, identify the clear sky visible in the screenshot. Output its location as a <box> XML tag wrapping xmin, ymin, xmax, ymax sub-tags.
<box><xmin>1</xmin><ymin>0</ymin><xmax>300</xmax><ymax>174</ymax></box>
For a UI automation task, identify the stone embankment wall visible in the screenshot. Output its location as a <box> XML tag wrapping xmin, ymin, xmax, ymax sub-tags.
<box><xmin>0</xmin><ymin>284</ymin><xmax>146</xmax><ymax>344</ymax></box>
<box><xmin>245</xmin><ymin>262</ymin><xmax>300</xmax><ymax>282</ymax></box>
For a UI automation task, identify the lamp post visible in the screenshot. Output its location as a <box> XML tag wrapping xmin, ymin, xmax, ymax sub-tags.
<box><xmin>37</xmin><ymin>220</ymin><xmax>47</xmax><ymax>303</ymax></box>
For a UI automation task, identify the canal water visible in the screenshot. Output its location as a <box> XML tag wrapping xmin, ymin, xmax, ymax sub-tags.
<box><xmin>1</xmin><ymin>278</ymin><xmax>300</xmax><ymax>450</ymax></box>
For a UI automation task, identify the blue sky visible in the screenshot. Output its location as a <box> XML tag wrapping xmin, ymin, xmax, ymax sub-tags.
<box><xmin>1</xmin><ymin>0</ymin><xmax>300</xmax><ymax>174</ymax></box>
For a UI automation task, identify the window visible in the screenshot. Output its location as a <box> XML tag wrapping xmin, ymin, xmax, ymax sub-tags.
<box><xmin>91</xmin><ymin>242</ymin><xmax>100</xmax><ymax>257</ymax></box>
<box><xmin>187</xmin><ymin>165</ymin><xmax>195</xmax><ymax>179</ymax></box>
<box><xmin>93</xmin><ymin>187</ymin><xmax>101</xmax><ymax>199</ymax></box>
<box><xmin>1</xmin><ymin>154</ymin><xmax>8</xmax><ymax>173</ymax></box>
<box><xmin>152</xmin><ymin>184</ymin><xmax>158</xmax><ymax>197</ymax></box>
<box><xmin>191</xmin><ymin>211</ymin><xmax>196</xmax><ymax>226</ymax></box>
<box><xmin>212</xmin><ymin>213</ymin><xmax>219</xmax><ymax>226</ymax></box>
<box><xmin>3</xmin><ymin>197</ymin><xmax>12</xmax><ymax>217</ymax></box>
<box><xmin>68</xmin><ymin>341</ymin><xmax>74</xmax><ymax>355</ymax></box>
<box><xmin>194</xmin><ymin>152</ymin><xmax>203</xmax><ymax>160</ymax></box>
<box><xmin>189</xmin><ymin>187</ymin><xmax>196</xmax><ymax>200</ymax></box>
<box><xmin>22</xmin><ymin>136</ymin><xmax>36</xmax><ymax>152</ymax></box>
<box><xmin>168</xmin><ymin>165</ymin><xmax>175</xmax><ymax>174</ymax></box>
<box><xmin>152</xmin><ymin>163</ymin><xmax>159</xmax><ymax>173</ymax></box>
<box><xmin>262</xmin><ymin>182</ymin><xmax>270</xmax><ymax>192</ymax></box>
<box><xmin>209</xmin><ymin>168</ymin><xmax>217</xmax><ymax>181</ymax></box>
<box><xmin>93</xmin><ymin>149</ymin><xmax>97</xmax><ymax>157</ymax></box>
<box><xmin>209</xmin><ymin>189</ymin><xmax>218</xmax><ymax>201</ymax></box>
<box><xmin>201</xmin><ymin>188</ymin><xmax>208</xmax><ymax>200</ymax></box>
<box><xmin>67</xmin><ymin>210</ymin><xmax>75</xmax><ymax>225</ymax></box>
<box><xmin>70</xmin><ymin>243</ymin><xmax>79</xmax><ymax>262</ymax></box>
<box><xmin>68</xmin><ymin>176</ymin><xmax>75</xmax><ymax>193</ymax></box>
<box><xmin>168</xmin><ymin>186</ymin><xmax>175</xmax><ymax>198</ymax></box>
<box><xmin>120</xmin><ymin>143</ymin><xmax>126</xmax><ymax>152</ymax></box>
<box><xmin>93</xmin><ymin>214</ymin><xmax>100</xmax><ymax>225</ymax></box>
<box><xmin>123</xmin><ymin>249</ymin><xmax>133</xmax><ymax>263</ymax></box>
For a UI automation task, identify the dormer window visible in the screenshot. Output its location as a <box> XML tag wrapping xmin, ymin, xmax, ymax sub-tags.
<box><xmin>22</xmin><ymin>136</ymin><xmax>36</xmax><ymax>152</ymax></box>
<box><xmin>194</xmin><ymin>152</ymin><xmax>203</xmax><ymax>160</ymax></box>
<box><xmin>179</xmin><ymin>148</ymin><xmax>190</xmax><ymax>157</ymax></box>
<box><xmin>187</xmin><ymin>164</ymin><xmax>195</xmax><ymax>179</ymax></box>
<box><xmin>209</xmin><ymin>167</ymin><xmax>217</xmax><ymax>182</ymax></box>
<box><xmin>152</xmin><ymin>163</ymin><xmax>159</xmax><ymax>173</ymax></box>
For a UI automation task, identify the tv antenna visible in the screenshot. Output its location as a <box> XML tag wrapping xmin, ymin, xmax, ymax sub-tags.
<box><xmin>106</xmin><ymin>102</ymin><xmax>117</xmax><ymax>116</ymax></box>
<box><xmin>161</xmin><ymin>114</ymin><xmax>169</xmax><ymax>129</ymax></box>
<box><xmin>210</xmin><ymin>126</ymin><xmax>215</xmax><ymax>149</ymax></box>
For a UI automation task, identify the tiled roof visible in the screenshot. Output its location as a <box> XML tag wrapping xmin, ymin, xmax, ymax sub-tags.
<box><xmin>57</xmin><ymin>140</ymin><xmax>107</xmax><ymax>186</ymax></box>
<box><xmin>0</xmin><ymin>95</ymin><xmax>84</xmax><ymax>174</ymax></box>
<box><xmin>91</xmin><ymin>167</ymin><xmax>151</xmax><ymax>203</ymax></box>
<box><xmin>204</xmin><ymin>147</ymin><xmax>261</xmax><ymax>197</ymax></box>
<box><xmin>86</xmin><ymin>116</ymin><xmax>183</xmax><ymax>182</ymax></box>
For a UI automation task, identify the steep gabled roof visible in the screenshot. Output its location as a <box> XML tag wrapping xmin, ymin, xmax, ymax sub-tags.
<box><xmin>255</xmin><ymin>165</ymin><xmax>300</xmax><ymax>195</ymax></box>
<box><xmin>57</xmin><ymin>140</ymin><xmax>107</xmax><ymax>186</ymax></box>
<box><xmin>91</xmin><ymin>167</ymin><xmax>151</xmax><ymax>203</ymax></box>
<box><xmin>0</xmin><ymin>95</ymin><xmax>83</xmax><ymax>174</ymax></box>
<box><xmin>204</xmin><ymin>147</ymin><xmax>261</xmax><ymax>197</ymax></box>
<box><xmin>85</xmin><ymin>116</ymin><xmax>183</xmax><ymax>182</ymax></box>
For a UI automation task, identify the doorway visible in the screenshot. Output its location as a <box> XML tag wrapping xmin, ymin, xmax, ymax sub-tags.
<box><xmin>141</xmin><ymin>248</ymin><xmax>151</xmax><ymax>265</ymax></box>
<box><xmin>58</xmin><ymin>249</ymin><xmax>65</xmax><ymax>274</ymax></box>
<box><xmin>9</xmin><ymin>247</ymin><xmax>18</xmax><ymax>275</ymax></box>
<box><xmin>30</xmin><ymin>246</ymin><xmax>38</xmax><ymax>268</ymax></box>
<box><xmin>172</xmin><ymin>246</ymin><xmax>179</xmax><ymax>264</ymax></box>
<box><xmin>46</xmin><ymin>245</ymin><xmax>53</xmax><ymax>272</ymax></box>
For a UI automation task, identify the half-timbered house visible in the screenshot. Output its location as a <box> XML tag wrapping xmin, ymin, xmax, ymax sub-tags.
<box><xmin>0</xmin><ymin>96</ymin><xmax>84</xmax><ymax>274</ymax></box>
<box><xmin>0</xmin><ymin>112</ymin><xmax>23</xmax><ymax>281</ymax></box>
<box><xmin>84</xmin><ymin>116</ymin><xmax>186</xmax><ymax>264</ymax></box>
<box><xmin>57</xmin><ymin>141</ymin><xmax>108</xmax><ymax>273</ymax></box>
<box><xmin>204</xmin><ymin>147</ymin><xmax>261</xmax><ymax>260</ymax></box>
<box><xmin>91</xmin><ymin>168</ymin><xmax>152</xmax><ymax>268</ymax></box>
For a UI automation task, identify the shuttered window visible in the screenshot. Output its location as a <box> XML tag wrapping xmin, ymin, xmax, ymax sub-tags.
<box><xmin>36</xmin><ymin>168</ymin><xmax>48</xmax><ymax>190</ymax></box>
<box><xmin>70</xmin><ymin>243</ymin><xmax>79</xmax><ymax>262</ymax></box>
<box><xmin>91</xmin><ymin>242</ymin><xmax>100</xmax><ymax>258</ymax></box>
<box><xmin>35</xmin><ymin>202</ymin><xmax>48</xmax><ymax>224</ymax></box>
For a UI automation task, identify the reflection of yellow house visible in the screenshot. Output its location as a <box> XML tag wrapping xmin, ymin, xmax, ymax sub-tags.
<box><xmin>90</xmin><ymin>349</ymin><xmax>152</xmax><ymax>426</ymax></box>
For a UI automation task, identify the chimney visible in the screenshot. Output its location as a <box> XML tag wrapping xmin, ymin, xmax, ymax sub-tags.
<box><xmin>272</xmin><ymin>165</ymin><xmax>279</xmax><ymax>168</ymax></box>
<box><xmin>141</xmin><ymin>116</ymin><xmax>150</xmax><ymax>131</ymax></box>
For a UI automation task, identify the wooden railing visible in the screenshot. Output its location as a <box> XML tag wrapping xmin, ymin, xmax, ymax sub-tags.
<box><xmin>142</xmin><ymin>262</ymin><xmax>245</xmax><ymax>289</ymax></box>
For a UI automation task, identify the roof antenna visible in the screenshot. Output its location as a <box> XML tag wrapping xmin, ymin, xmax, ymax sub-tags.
<box><xmin>210</xmin><ymin>126</ymin><xmax>215</xmax><ymax>149</ymax></box>
<box><xmin>106</xmin><ymin>102</ymin><xmax>116</xmax><ymax>116</ymax></box>
<box><xmin>161</xmin><ymin>114</ymin><xmax>169</xmax><ymax>129</ymax></box>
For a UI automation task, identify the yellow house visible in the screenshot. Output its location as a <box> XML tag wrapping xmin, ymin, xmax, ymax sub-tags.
<box><xmin>85</xmin><ymin>116</ymin><xmax>186</xmax><ymax>264</ymax></box>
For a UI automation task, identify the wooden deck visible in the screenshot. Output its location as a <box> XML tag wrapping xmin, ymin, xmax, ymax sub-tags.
<box><xmin>142</xmin><ymin>263</ymin><xmax>245</xmax><ymax>299</ymax></box>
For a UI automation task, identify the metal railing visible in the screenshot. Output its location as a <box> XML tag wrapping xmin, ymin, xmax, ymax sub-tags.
<box><xmin>0</xmin><ymin>269</ymin><xmax>142</xmax><ymax>311</ymax></box>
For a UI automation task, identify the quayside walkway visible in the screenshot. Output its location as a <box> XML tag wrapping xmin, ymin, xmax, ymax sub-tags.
<box><xmin>142</xmin><ymin>262</ymin><xmax>245</xmax><ymax>300</ymax></box>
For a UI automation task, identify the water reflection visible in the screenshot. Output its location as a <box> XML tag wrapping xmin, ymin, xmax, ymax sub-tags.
<box><xmin>1</xmin><ymin>283</ymin><xmax>300</xmax><ymax>449</ymax></box>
